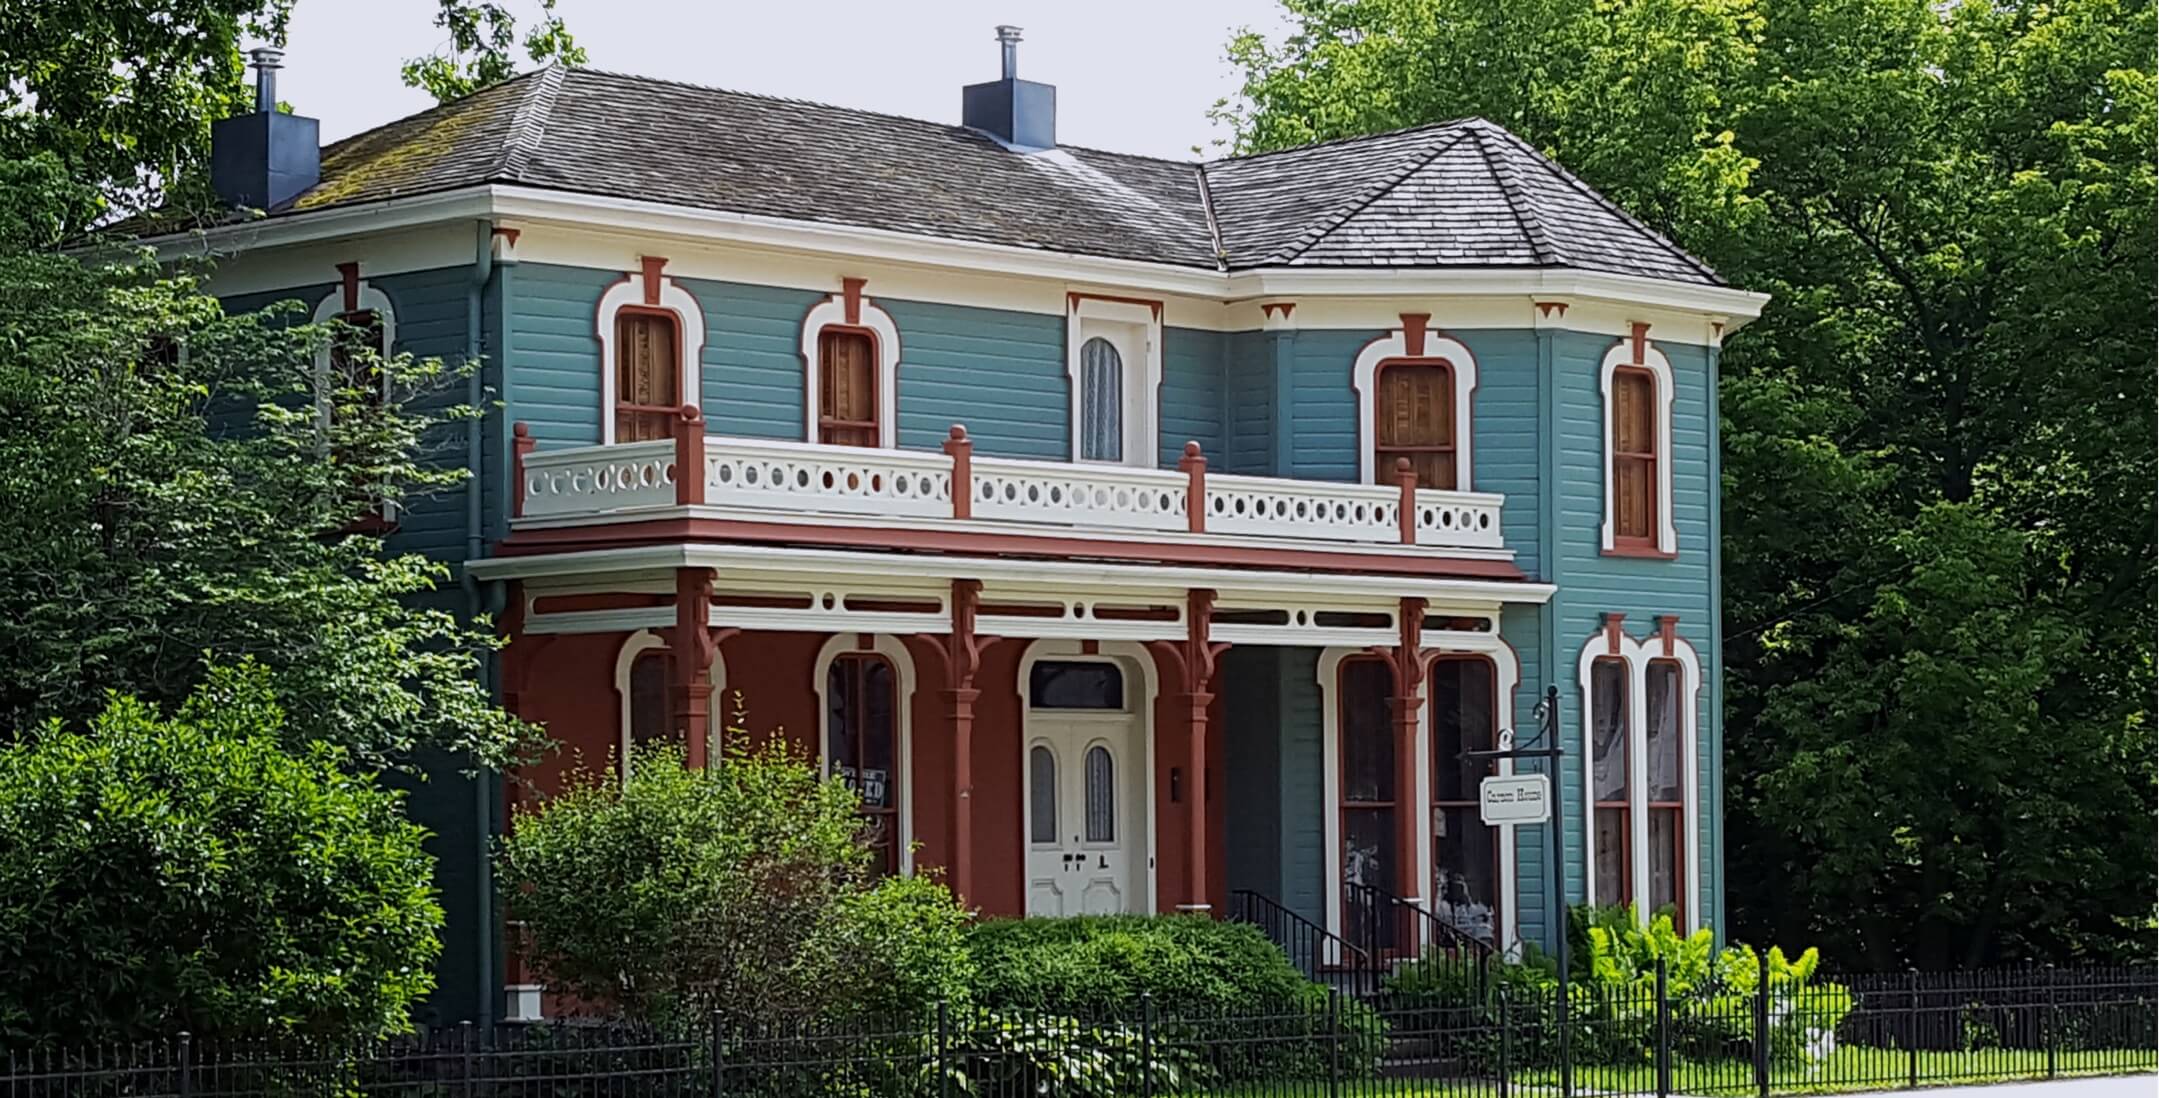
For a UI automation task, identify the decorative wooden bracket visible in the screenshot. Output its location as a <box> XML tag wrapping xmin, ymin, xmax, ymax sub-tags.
<box><xmin>1146</xmin><ymin>589</ymin><xmax>1230</xmax><ymax>695</ymax></box>
<box><xmin>945</xmin><ymin>579</ymin><xmax>988</xmax><ymax>692</ymax></box>
<box><xmin>1364</xmin><ymin>597</ymin><xmax>1428</xmax><ymax>697</ymax></box>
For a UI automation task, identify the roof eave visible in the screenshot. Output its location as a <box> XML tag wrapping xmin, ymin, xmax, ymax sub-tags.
<box><xmin>126</xmin><ymin>183</ymin><xmax>1769</xmax><ymax>323</ymax></box>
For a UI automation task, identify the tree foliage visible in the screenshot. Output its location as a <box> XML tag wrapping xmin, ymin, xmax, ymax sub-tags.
<box><xmin>498</xmin><ymin>730</ymin><xmax>973</xmax><ymax>1032</ymax></box>
<box><xmin>1221</xmin><ymin>0</ymin><xmax>2156</xmax><ymax>968</ymax></box>
<box><xmin>0</xmin><ymin>157</ymin><xmax>532</xmax><ymax>769</ymax></box>
<box><xmin>401</xmin><ymin>0</ymin><xmax>587</xmax><ymax>104</ymax></box>
<box><xmin>0</xmin><ymin>0</ymin><xmax>293</xmax><ymax>228</ymax></box>
<box><xmin>0</xmin><ymin>665</ymin><xmax>442</xmax><ymax>1047</ymax></box>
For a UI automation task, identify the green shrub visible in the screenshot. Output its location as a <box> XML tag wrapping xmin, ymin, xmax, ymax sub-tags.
<box><xmin>0</xmin><ymin>666</ymin><xmax>443</xmax><ymax>1046</ymax></box>
<box><xmin>965</xmin><ymin>914</ymin><xmax>1384</xmax><ymax>1081</ymax></box>
<box><xmin>499</xmin><ymin>734</ymin><xmax>972</xmax><ymax>1033</ymax></box>
<box><xmin>1382</xmin><ymin>905</ymin><xmax>1854</xmax><ymax>1069</ymax></box>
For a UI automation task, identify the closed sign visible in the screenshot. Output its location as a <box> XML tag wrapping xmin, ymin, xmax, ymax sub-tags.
<box><xmin>1479</xmin><ymin>774</ymin><xmax>1551</xmax><ymax>825</ymax></box>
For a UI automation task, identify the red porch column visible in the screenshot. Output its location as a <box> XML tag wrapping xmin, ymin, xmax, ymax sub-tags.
<box><xmin>943</xmin><ymin>580</ymin><xmax>989</xmax><ymax>904</ymax></box>
<box><xmin>1150</xmin><ymin>589</ymin><xmax>1228</xmax><ymax>914</ymax></box>
<box><xmin>671</xmin><ymin>567</ymin><xmax>718</xmax><ymax>768</ymax></box>
<box><xmin>1390</xmin><ymin>597</ymin><xmax>1428</xmax><ymax>928</ymax></box>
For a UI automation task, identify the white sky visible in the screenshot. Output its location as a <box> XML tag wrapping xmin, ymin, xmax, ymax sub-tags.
<box><xmin>276</xmin><ymin>0</ymin><xmax>1290</xmax><ymax>161</ymax></box>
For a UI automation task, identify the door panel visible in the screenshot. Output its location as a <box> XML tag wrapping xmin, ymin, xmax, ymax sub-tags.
<box><xmin>1025</xmin><ymin>719</ymin><xmax>1142</xmax><ymax>916</ymax></box>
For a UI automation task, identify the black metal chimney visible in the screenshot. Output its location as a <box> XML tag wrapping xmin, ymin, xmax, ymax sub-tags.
<box><xmin>210</xmin><ymin>47</ymin><xmax>321</xmax><ymax>210</ymax></box>
<box><xmin>962</xmin><ymin>25</ymin><xmax>1056</xmax><ymax>151</ymax></box>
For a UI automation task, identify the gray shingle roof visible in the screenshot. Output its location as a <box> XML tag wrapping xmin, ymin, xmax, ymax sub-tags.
<box><xmin>192</xmin><ymin>66</ymin><xmax>1725</xmax><ymax>286</ymax></box>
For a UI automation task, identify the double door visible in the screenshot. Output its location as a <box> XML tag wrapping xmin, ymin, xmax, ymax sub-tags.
<box><xmin>1024</xmin><ymin>716</ymin><xmax>1142</xmax><ymax>916</ymax></box>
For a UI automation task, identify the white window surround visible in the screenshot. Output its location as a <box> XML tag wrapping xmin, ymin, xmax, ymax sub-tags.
<box><xmin>1351</xmin><ymin>328</ymin><xmax>1479</xmax><ymax>487</ymax></box>
<box><xmin>1316</xmin><ymin>636</ymin><xmax>1523</xmax><ymax>956</ymax></box>
<box><xmin>800</xmin><ymin>292</ymin><xmax>902</xmax><ymax>449</ymax></box>
<box><xmin>1066</xmin><ymin>297</ymin><xmax>1161</xmax><ymax>468</ymax></box>
<box><xmin>1016</xmin><ymin>639</ymin><xmax>1159</xmax><ymax>913</ymax></box>
<box><xmin>596</xmin><ymin>272</ymin><xmax>707</xmax><ymax>444</ymax></box>
<box><xmin>1574</xmin><ymin>626</ymin><xmax>1702</xmax><ymax>930</ymax></box>
<box><xmin>311</xmin><ymin>281</ymin><xmax>397</xmax><ymax>356</ymax></box>
<box><xmin>1598</xmin><ymin>338</ymin><xmax>1678</xmax><ymax>555</ymax></box>
<box><xmin>813</xmin><ymin>633</ymin><xmax>917</xmax><ymax>874</ymax></box>
<box><xmin>613</xmin><ymin>629</ymin><xmax>726</xmax><ymax>775</ymax></box>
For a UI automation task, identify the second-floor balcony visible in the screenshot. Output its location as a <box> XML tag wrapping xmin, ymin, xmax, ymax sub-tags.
<box><xmin>508</xmin><ymin>412</ymin><xmax>1510</xmax><ymax>561</ymax></box>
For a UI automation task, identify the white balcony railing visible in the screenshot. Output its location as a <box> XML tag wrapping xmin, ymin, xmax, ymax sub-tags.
<box><xmin>511</xmin><ymin>422</ymin><xmax>1505</xmax><ymax>553</ymax></box>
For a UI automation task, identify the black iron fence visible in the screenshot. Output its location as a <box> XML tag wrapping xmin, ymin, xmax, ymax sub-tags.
<box><xmin>4</xmin><ymin>964</ymin><xmax>2151</xmax><ymax>1098</ymax></box>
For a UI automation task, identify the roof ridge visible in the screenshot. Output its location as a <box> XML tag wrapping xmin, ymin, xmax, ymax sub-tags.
<box><xmin>1194</xmin><ymin>164</ymin><xmax>1227</xmax><ymax>271</ymax></box>
<box><xmin>1468</xmin><ymin>123</ymin><xmax>1561</xmax><ymax>267</ymax></box>
<box><xmin>1469</xmin><ymin>120</ymin><xmax>1724</xmax><ymax>285</ymax></box>
<box><xmin>497</xmin><ymin>64</ymin><xmax>567</xmax><ymax>181</ymax></box>
<box><xmin>1265</xmin><ymin>126</ymin><xmax>1477</xmax><ymax>265</ymax></box>
<box><xmin>1215</xmin><ymin>116</ymin><xmax>1482</xmax><ymax>164</ymax></box>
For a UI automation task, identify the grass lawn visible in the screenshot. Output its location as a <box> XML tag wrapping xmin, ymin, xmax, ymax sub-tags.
<box><xmin>1183</xmin><ymin>1048</ymin><xmax>2156</xmax><ymax>1097</ymax></box>
<box><xmin>1512</xmin><ymin>1046</ymin><xmax>2158</xmax><ymax>1095</ymax></box>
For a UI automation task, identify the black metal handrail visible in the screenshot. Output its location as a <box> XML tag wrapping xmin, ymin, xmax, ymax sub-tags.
<box><xmin>1342</xmin><ymin>880</ymin><xmax>1499</xmax><ymax>968</ymax></box>
<box><xmin>1228</xmin><ymin>889</ymin><xmax>1380</xmax><ymax>996</ymax></box>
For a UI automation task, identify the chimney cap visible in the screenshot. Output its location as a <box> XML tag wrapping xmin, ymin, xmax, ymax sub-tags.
<box><xmin>993</xmin><ymin>25</ymin><xmax>1023</xmax><ymax>43</ymax></box>
<box><xmin>247</xmin><ymin>46</ymin><xmax>285</xmax><ymax>69</ymax></box>
<box><xmin>246</xmin><ymin>46</ymin><xmax>284</xmax><ymax>114</ymax></box>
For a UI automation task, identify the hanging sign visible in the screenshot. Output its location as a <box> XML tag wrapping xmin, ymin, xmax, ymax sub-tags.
<box><xmin>1479</xmin><ymin>773</ymin><xmax>1551</xmax><ymax>826</ymax></box>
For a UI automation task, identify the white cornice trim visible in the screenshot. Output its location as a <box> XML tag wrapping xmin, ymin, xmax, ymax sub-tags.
<box><xmin>466</xmin><ymin>543</ymin><xmax>1556</xmax><ymax>606</ymax></box>
<box><xmin>138</xmin><ymin>184</ymin><xmax>1766</xmax><ymax>327</ymax></box>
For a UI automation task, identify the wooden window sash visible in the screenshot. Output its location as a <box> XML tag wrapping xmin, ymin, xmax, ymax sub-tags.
<box><xmin>1429</xmin><ymin>654</ymin><xmax>1502</xmax><ymax>942</ymax></box>
<box><xmin>818</xmin><ymin>327</ymin><xmax>880</xmax><ymax>447</ymax></box>
<box><xmin>1374</xmin><ymin>360</ymin><xmax>1459</xmax><ymax>489</ymax></box>
<box><xmin>1611</xmin><ymin>367</ymin><xmax>1659</xmax><ymax>543</ymax></box>
<box><xmin>614</xmin><ymin>310</ymin><xmax>683</xmax><ymax>443</ymax></box>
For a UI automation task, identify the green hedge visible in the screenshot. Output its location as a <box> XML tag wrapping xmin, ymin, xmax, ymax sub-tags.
<box><xmin>963</xmin><ymin>915</ymin><xmax>1385</xmax><ymax>1085</ymax></box>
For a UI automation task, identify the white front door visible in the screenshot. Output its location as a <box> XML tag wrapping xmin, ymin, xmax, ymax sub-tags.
<box><xmin>1025</xmin><ymin>716</ymin><xmax>1143</xmax><ymax>916</ymax></box>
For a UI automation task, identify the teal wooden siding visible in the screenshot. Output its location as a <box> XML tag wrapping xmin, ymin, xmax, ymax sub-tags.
<box><xmin>684</xmin><ymin>275</ymin><xmax>820</xmax><ymax>442</ymax></box>
<box><xmin>1275</xmin><ymin>647</ymin><xmax>1327</xmax><ymax>927</ymax></box>
<box><xmin>502</xmin><ymin>263</ymin><xmax>612</xmax><ymax>445</ymax></box>
<box><xmin>1461</xmin><ymin>330</ymin><xmax>1543</xmax><ymax>579</ymax></box>
<box><xmin>1500</xmin><ymin>604</ymin><xmax>1554</xmax><ymax>949</ymax></box>
<box><xmin>1224</xmin><ymin>330</ymin><xmax>1273</xmax><ymax>475</ymax></box>
<box><xmin>1220</xmin><ymin>645</ymin><xmax>1284</xmax><ymax>903</ymax></box>
<box><xmin>370</xmin><ymin>265</ymin><xmax>481</xmax><ymax>567</ymax></box>
<box><xmin>885</xmin><ymin>298</ymin><xmax>1065</xmax><ymax>458</ymax></box>
<box><xmin>1160</xmin><ymin>326</ymin><xmax>1225</xmax><ymax>467</ymax></box>
<box><xmin>1286</xmin><ymin>331</ymin><xmax>1372</xmax><ymax>482</ymax></box>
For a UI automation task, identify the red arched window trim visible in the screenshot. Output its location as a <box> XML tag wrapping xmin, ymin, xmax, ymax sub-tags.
<box><xmin>1372</xmin><ymin>357</ymin><xmax>1459</xmax><ymax>490</ymax></box>
<box><xmin>813</xmin><ymin>323</ymin><xmax>883</xmax><ymax>447</ymax></box>
<box><xmin>614</xmin><ymin>305</ymin><xmax>686</xmax><ymax>443</ymax></box>
<box><xmin>1428</xmin><ymin>653</ymin><xmax>1501</xmax><ymax>949</ymax></box>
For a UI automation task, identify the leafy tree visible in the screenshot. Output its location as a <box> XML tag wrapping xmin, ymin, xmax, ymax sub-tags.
<box><xmin>1221</xmin><ymin>0</ymin><xmax>2156</xmax><ymax>967</ymax></box>
<box><xmin>0</xmin><ymin>0</ymin><xmax>293</xmax><ymax>230</ymax></box>
<box><xmin>0</xmin><ymin>157</ymin><xmax>531</xmax><ymax>769</ymax></box>
<box><xmin>401</xmin><ymin>0</ymin><xmax>588</xmax><ymax>104</ymax></box>
<box><xmin>0</xmin><ymin>665</ymin><xmax>442</xmax><ymax>1046</ymax></box>
<box><xmin>498</xmin><ymin>729</ymin><xmax>973</xmax><ymax>1032</ymax></box>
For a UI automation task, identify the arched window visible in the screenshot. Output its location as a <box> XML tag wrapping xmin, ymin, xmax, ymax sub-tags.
<box><xmin>817</xmin><ymin>328</ymin><xmax>880</xmax><ymax>446</ymax></box>
<box><xmin>1645</xmin><ymin>659</ymin><xmax>1685</xmax><ymax>922</ymax></box>
<box><xmin>614</xmin><ymin>310</ymin><xmax>681</xmax><ymax>443</ymax></box>
<box><xmin>1429</xmin><ymin>655</ymin><xmax>1499</xmax><ymax>946</ymax></box>
<box><xmin>1610</xmin><ymin>367</ymin><xmax>1657</xmax><ymax>545</ymax></box>
<box><xmin>1078</xmin><ymin>337</ymin><xmax>1124</xmax><ymax>462</ymax></box>
<box><xmin>1029</xmin><ymin>745</ymin><xmax>1058</xmax><ymax>844</ymax></box>
<box><xmin>1374</xmin><ymin>361</ymin><xmax>1457</xmax><ymax>489</ymax></box>
<box><xmin>627</xmin><ymin>650</ymin><xmax>671</xmax><ymax>752</ymax></box>
<box><xmin>1590</xmin><ymin>657</ymin><xmax>1631</xmax><ymax>908</ymax></box>
<box><xmin>1084</xmin><ymin>744</ymin><xmax>1116</xmax><ymax>842</ymax></box>
<box><xmin>826</xmin><ymin>652</ymin><xmax>900</xmax><ymax>876</ymax></box>
<box><xmin>1337</xmin><ymin>656</ymin><xmax>1397</xmax><ymax>947</ymax></box>
<box><xmin>1599</xmin><ymin>333</ymin><xmax>1676</xmax><ymax>556</ymax></box>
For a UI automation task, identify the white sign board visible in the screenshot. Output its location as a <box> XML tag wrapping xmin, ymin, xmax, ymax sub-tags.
<box><xmin>1479</xmin><ymin>773</ymin><xmax>1551</xmax><ymax>826</ymax></box>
